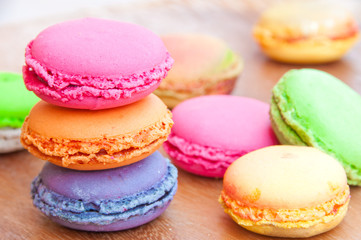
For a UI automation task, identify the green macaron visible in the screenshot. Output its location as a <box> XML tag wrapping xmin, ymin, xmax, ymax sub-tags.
<box><xmin>271</xmin><ymin>68</ymin><xmax>361</xmax><ymax>186</ymax></box>
<box><xmin>0</xmin><ymin>72</ymin><xmax>39</xmax><ymax>153</ymax></box>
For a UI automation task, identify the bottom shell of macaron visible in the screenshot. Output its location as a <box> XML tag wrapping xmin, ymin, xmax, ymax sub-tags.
<box><xmin>219</xmin><ymin>191</ymin><xmax>350</xmax><ymax>238</ymax></box>
<box><xmin>31</xmin><ymin>162</ymin><xmax>178</xmax><ymax>232</ymax></box>
<box><xmin>0</xmin><ymin>128</ymin><xmax>23</xmax><ymax>153</ymax></box>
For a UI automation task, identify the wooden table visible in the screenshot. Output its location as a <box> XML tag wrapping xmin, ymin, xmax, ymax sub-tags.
<box><xmin>1</xmin><ymin>1</ymin><xmax>361</xmax><ymax>239</ymax></box>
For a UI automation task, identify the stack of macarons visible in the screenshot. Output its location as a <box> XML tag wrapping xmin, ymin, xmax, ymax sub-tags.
<box><xmin>21</xmin><ymin>18</ymin><xmax>178</xmax><ymax>231</ymax></box>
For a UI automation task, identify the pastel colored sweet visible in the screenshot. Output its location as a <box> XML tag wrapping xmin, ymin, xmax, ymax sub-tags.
<box><xmin>154</xmin><ymin>34</ymin><xmax>243</xmax><ymax>108</ymax></box>
<box><xmin>0</xmin><ymin>72</ymin><xmax>39</xmax><ymax>153</ymax></box>
<box><xmin>31</xmin><ymin>151</ymin><xmax>178</xmax><ymax>232</ymax></box>
<box><xmin>271</xmin><ymin>69</ymin><xmax>361</xmax><ymax>185</ymax></box>
<box><xmin>23</xmin><ymin>18</ymin><xmax>173</xmax><ymax>110</ymax></box>
<box><xmin>21</xmin><ymin>94</ymin><xmax>173</xmax><ymax>170</ymax></box>
<box><xmin>219</xmin><ymin>145</ymin><xmax>350</xmax><ymax>238</ymax></box>
<box><xmin>163</xmin><ymin>95</ymin><xmax>278</xmax><ymax>177</ymax></box>
<box><xmin>253</xmin><ymin>1</ymin><xmax>359</xmax><ymax>64</ymax></box>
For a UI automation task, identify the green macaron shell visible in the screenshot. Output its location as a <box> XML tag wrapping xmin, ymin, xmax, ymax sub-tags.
<box><xmin>0</xmin><ymin>72</ymin><xmax>39</xmax><ymax>128</ymax></box>
<box><xmin>272</xmin><ymin>69</ymin><xmax>361</xmax><ymax>185</ymax></box>
<box><xmin>270</xmin><ymin>97</ymin><xmax>306</xmax><ymax>146</ymax></box>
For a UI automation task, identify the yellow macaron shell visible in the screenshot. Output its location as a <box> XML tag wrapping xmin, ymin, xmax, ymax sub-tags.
<box><xmin>220</xmin><ymin>145</ymin><xmax>350</xmax><ymax>238</ymax></box>
<box><xmin>253</xmin><ymin>1</ymin><xmax>359</xmax><ymax>64</ymax></box>
<box><xmin>21</xmin><ymin>94</ymin><xmax>173</xmax><ymax>170</ymax></box>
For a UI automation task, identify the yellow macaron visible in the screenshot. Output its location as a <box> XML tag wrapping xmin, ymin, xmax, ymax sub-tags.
<box><xmin>253</xmin><ymin>1</ymin><xmax>359</xmax><ymax>64</ymax></box>
<box><xmin>219</xmin><ymin>145</ymin><xmax>350</xmax><ymax>238</ymax></box>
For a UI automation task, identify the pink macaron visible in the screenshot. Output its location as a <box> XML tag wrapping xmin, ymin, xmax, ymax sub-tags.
<box><xmin>23</xmin><ymin>18</ymin><xmax>173</xmax><ymax>110</ymax></box>
<box><xmin>163</xmin><ymin>95</ymin><xmax>279</xmax><ymax>178</ymax></box>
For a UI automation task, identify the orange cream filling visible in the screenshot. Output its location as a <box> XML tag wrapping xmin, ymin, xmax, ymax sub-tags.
<box><xmin>219</xmin><ymin>187</ymin><xmax>350</xmax><ymax>228</ymax></box>
<box><xmin>21</xmin><ymin>111</ymin><xmax>173</xmax><ymax>166</ymax></box>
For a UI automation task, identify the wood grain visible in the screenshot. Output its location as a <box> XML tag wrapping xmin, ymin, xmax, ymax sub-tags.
<box><xmin>1</xmin><ymin>0</ymin><xmax>361</xmax><ymax>239</ymax></box>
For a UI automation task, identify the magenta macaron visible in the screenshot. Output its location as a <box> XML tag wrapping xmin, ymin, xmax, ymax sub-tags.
<box><xmin>163</xmin><ymin>95</ymin><xmax>279</xmax><ymax>178</ymax></box>
<box><xmin>23</xmin><ymin>18</ymin><xmax>173</xmax><ymax>110</ymax></box>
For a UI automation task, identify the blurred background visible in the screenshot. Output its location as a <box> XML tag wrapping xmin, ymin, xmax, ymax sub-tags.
<box><xmin>1</xmin><ymin>0</ymin><xmax>361</xmax><ymax>26</ymax></box>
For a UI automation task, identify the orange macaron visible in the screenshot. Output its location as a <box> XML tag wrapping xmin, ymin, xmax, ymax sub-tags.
<box><xmin>219</xmin><ymin>146</ymin><xmax>350</xmax><ymax>238</ymax></box>
<box><xmin>21</xmin><ymin>94</ymin><xmax>173</xmax><ymax>170</ymax></box>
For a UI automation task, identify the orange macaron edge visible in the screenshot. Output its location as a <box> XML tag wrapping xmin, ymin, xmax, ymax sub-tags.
<box><xmin>21</xmin><ymin>94</ymin><xmax>173</xmax><ymax>170</ymax></box>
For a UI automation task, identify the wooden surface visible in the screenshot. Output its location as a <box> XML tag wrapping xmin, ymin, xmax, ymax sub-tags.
<box><xmin>1</xmin><ymin>0</ymin><xmax>361</xmax><ymax>239</ymax></box>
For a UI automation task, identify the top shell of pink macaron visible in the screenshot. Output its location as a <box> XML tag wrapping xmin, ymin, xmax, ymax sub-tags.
<box><xmin>171</xmin><ymin>95</ymin><xmax>278</xmax><ymax>151</ymax></box>
<box><xmin>28</xmin><ymin>18</ymin><xmax>168</xmax><ymax>77</ymax></box>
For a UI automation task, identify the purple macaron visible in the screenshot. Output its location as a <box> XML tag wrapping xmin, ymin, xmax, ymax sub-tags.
<box><xmin>31</xmin><ymin>151</ymin><xmax>178</xmax><ymax>232</ymax></box>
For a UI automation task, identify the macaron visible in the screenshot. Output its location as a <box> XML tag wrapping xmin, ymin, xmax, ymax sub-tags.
<box><xmin>271</xmin><ymin>69</ymin><xmax>361</xmax><ymax>185</ymax></box>
<box><xmin>21</xmin><ymin>94</ymin><xmax>173</xmax><ymax>170</ymax></box>
<box><xmin>23</xmin><ymin>18</ymin><xmax>173</xmax><ymax>110</ymax></box>
<box><xmin>253</xmin><ymin>1</ymin><xmax>359</xmax><ymax>64</ymax></box>
<box><xmin>0</xmin><ymin>72</ymin><xmax>39</xmax><ymax>153</ymax></box>
<box><xmin>154</xmin><ymin>34</ymin><xmax>243</xmax><ymax>108</ymax></box>
<box><xmin>219</xmin><ymin>145</ymin><xmax>350</xmax><ymax>238</ymax></box>
<box><xmin>31</xmin><ymin>151</ymin><xmax>178</xmax><ymax>232</ymax></box>
<box><xmin>163</xmin><ymin>95</ymin><xmax>278</xmax><ymax>177</ymax></box>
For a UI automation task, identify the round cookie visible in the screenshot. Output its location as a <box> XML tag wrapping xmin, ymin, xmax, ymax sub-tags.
<box><xmin>154</xmin><ymin>34</ymin><xmax>243</xmax><ymax>108</ymax></box>
<box><xmin>23</xmin><ymin>18</ymin><xmax>173</xmax><ymax>110</ymax></box>
<box><xmin>0</xmin><ymin>72</ymin><xmax>39</xmax><ymax>153</ymax></box>
<box><xmin>21</xmin><ymin>94</ymin><xmax>173</xmax><ymax>170</ymax></box>
<box><xmin>253</xmin><ymin>1</ymin><xmax>359</xmax><ymax>64</ymax></box>
<box><xmin>163</xmin><ymin>95</ymin><xmax>278</xmax><ymax>177</ymax></box>
<box><xmin>219</xmin><ymin>145</ymin><xmax>350</xmax><ymax>238</ymax></box>
<box><xmin>271</xmin><ymin>68</ymin><xmax>361</xmax><ymax>185</ymax></box>
<box><xmin>31</xmin><ymin>151</ymin><xmax>178</xmax><ymax>231</ymax></box>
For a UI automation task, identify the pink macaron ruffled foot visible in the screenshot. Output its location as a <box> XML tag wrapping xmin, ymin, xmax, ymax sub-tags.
<box><xmin>164</xmin><ymin>133</ymin><xmax>247</xmax><ymax>177</ymax></box>
<box><xmin>23</xmin><ymin>18</ymin><xmax>174</xmax><ymax>110</ymax></box>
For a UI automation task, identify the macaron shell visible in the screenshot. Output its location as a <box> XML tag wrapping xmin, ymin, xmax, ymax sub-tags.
<box><xmin>255</xmin><ymin>1</ymin><xmax>358</xmax><ymax>40</ymax></box>
<box><xmin>171</xmin><ymin>95</ymin><xmax>277</xmax><ymax>151</ymax></box>
<box><xmin>24</xmin><ymin>18</ymin><xmax>173</xmax><ymax>110</ymax></box>
<box><xmin>253</xmin><ymin>1</ymin><xmax>359</xmax><ymax>63</ymax></box>
<box><xmin>23</xmin><ymin>66</ymin><xmax>162</xmax><ymax>110</ymax></box>
<box><xmin>21</xmin><ymin>94</ymin><xmax>173</xmax><ymax>170</ymax></box>
<box><xmin>30</xmin><ymin>18</ymin><xmax>167</xmax><ymax>76</ymax></box>
<box><xmin>31</xmin><ymin>152</ymin><xmax>178</xmax><ymax>231</ymax></box>
<box><xmin>28</xmin><ymin>146</ymin><xmax>163</xmax><ymax>171</ymax></box>
<box><xmin>25</xmin><ymin>94</ymin><xmax>167</xmax><ymax>139</ymax></box>
<box><xmin>160</xmin><ymin>34</ymin><xmax>231</xmax><ymax>84</ymax></box>
<box><xmin>164</xmin><ymin>95</ymin><xmax>278</xmax><ymax>177</ymax></box>
<box><xmin>239</xmin><ymin>202</ymin><xmax>348</xmax><ymax>238</ymax></box>
<box><xmin>0</xmin><ymin>128</ymin><xmax>23</xmax><ymax>153</ymax></box>
<box><xmin>0</xmin><ymin>72</ymin><xmax>39</xmax><ymax>128</ymax></box>
<box><xmin>49</xmin><ymin>203</ymin><xmax>171</xmax><ymax>232</ymax></box>
<box><xmin>155</xmin><ymin>34</ymin><xmax>243</xmax><ymax>108</ymax></box>
<box><xmin>223</xmin><ymin>146</ymin><xmax>348</xmax><ymax>209</ymax></box>
<box><xmin>40</xmin><ymin>152</ymin><xmax>167</xmax><ymax>200</ymax></box>
<box><xmin>252</xmin><ymin>34</ymin><xmax>359</xmax><ymax>64</ymax></box>
<box><xmin>271</xmin><ymin>69</ymin><xmax>361</xmax><ymax>184</ymax></box>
